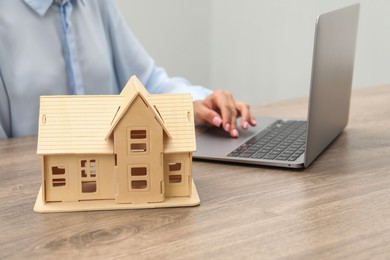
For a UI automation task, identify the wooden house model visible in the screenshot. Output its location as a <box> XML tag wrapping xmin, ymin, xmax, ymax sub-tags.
<box><xmin>34</xmin><ymin>76</ymin><xmax>200</xmax><ymax>213</ymax></box>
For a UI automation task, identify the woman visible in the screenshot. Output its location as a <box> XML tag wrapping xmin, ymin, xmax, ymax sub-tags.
<box><xmin>0</xmin><ymin>0</ymin><xmax>256</xmax><ymax>138</ymax></box>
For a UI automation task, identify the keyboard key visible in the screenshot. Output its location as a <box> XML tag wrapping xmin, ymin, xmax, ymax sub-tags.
<box><xmin>251</xmin><ymin>152</ymin><xmax>266</xmax><ymax>159</ymax></box>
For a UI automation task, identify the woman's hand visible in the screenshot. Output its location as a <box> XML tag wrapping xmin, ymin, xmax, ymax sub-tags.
<box><xmin>193</xmin><ymin>90</ymin><xmax>256</xmax><ymax>138</ymax></box>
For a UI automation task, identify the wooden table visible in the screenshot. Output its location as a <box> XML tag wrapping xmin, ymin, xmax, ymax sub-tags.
<box><xmin>1</xmin><ymin>85</ymin><xmax>390</xmax><ymax>259</ymax></box>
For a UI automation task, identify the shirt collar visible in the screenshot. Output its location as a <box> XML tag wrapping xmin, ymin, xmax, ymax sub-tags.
<box><xmin>23</xmin><ymin>0</ymin><xmax>85</xmax><ymax>16</ymax></box>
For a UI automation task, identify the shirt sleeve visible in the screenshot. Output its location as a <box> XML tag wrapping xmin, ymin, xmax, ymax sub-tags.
<box><xmin>0</xmin><ymin>72</ymin><xmax>10</xmax><ymax>139</ymax></box>
<box><xmin>100</xmin><ymin>0</ymin><xmax>213</xmax><ymax>101</ymax></box>
<box><xmin>0</xmin><ymin>124</ymin><xmax>7</xmax><ymax>139</ymax></box>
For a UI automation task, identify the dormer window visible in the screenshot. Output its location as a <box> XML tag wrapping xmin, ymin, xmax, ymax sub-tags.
<box><xmin>128</xmin><ymin>127</ymin><xmax>149</xmax><ymax>154</ymax></box>
<box><xmin>131</xmin><ymin>130</ymin><xmax>146</xmax><ymax>139</ymax></box>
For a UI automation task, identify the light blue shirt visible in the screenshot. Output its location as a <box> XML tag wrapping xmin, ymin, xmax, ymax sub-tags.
<box><xmin>0</xmin><ymin>0</ymin><xmax>212</xmax><ymax>138</ymax></box>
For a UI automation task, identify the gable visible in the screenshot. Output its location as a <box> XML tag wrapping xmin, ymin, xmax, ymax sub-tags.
<box><xmin>105</xmin><ymin>76</ymin><xmax>171</xmax><ymax>140</ymax></box>
<box><xmin>114</xmin><ymin>95</ymin><xmax>163</xmax><ymax>133</ymax></box>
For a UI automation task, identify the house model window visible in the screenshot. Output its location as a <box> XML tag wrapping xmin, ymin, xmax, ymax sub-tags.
<box><xmin>80</xmin><ymin>159</ymin><xmax>97</xmax><ymax>193</ymax></box>
<box><xmin>128</xmin><ymin>128</ymin><xmax>148</xmax><ymax>153</ymax></box>
<box><xmin>168</xmin><ymin>162</ymin><xmax>183</xmax><ymax>184</ymax></box>
<box><xmin>128</xmin><ymin>165</ymin><xmax>150</xmax><ymax>191</ymax></box>
<box><xmin>51</xmin><ymin>165</ymin><xmax>66</xmax><ymax>187</ymax></box>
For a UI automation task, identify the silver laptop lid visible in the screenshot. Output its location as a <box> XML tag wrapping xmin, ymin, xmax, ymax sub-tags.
<box><xmin>304</xmin><ymin>4</ymin><xmax>360</xmax><ymax>167</ymax></box>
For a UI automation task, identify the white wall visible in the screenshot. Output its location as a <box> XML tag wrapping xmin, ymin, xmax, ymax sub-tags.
<box><xmin>115</xmin><ymin>0</ymin><xmax>211</xmax><ymax>88</ymax></box>
<box><xmin>116</xmin><ymin>0</ymin><xmax>390</xmax><ymax>104</ymax></box>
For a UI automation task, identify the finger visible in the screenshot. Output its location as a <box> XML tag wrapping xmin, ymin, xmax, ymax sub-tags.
<box><xmin>236</xmin><ymin>102</ymin><xmax>256</xmax><ymax>129</ymax></box>
<box><xmin>224</xmin><ymin>92</ymin><xmax>239</xmax><ymax>137</ymax></box>
<box><xmin>193</xmin><ymin>101</ymin><xmax>223</xmax><ymax>127</ymax></box>
<box><xmin>213</xmin><ymin>90</ymin><xmax>238</xmax><ymax>134</ymax></box>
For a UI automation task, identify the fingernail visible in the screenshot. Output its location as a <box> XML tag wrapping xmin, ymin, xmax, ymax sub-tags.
<box><xmin>224</xmin><ymin>123</ymin><xmax>231</xmax><ymax>132</ymax></box>
<box><xmin>243</xmin><ymin>121</ymin><xmax>249</xmax><ymax>130</ymax></box>
<box><xmin>212</xmin><ymin>116</ymin><xmax>222</xmax><ymax>127</ymax></box>
<box><xmin>251</xmin><ymin>119</ymin><xmax>257</xmax><ymax>126</ymax></box>
<box><xmin>231</xmin><ymin>129</ymin><xmax>239</xmax><ymax>138</ymax></box>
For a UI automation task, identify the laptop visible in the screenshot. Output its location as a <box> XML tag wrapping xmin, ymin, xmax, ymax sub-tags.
<box><xmin>193</xmin><ymin>4</ymin><xmax>360</xmax><ymax>169</ymax></box>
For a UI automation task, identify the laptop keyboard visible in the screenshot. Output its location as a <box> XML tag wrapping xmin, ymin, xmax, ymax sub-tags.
<box><xmin>227</xmin><ymin>120</ymin><xmax>307</xmax><ymax>161</ymax></box>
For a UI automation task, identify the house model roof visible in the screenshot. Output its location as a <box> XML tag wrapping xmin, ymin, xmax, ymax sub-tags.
<box><xmin>37</xmin><ymin>76</ymin><xmax>196</xmax><ymax>155</ymax></box>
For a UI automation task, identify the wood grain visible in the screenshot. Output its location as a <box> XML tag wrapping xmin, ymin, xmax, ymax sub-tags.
<box><xmin>1</xmin><ymin>85</ymin><xmax>390</xmax><ymax>259</ymax></box>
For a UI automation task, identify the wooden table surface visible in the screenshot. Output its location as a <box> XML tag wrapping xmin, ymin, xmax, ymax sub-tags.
<box><xmin>1</xmin><ymin>85</ymin><xmax>390</xmax><ymax>259</ymax></box>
